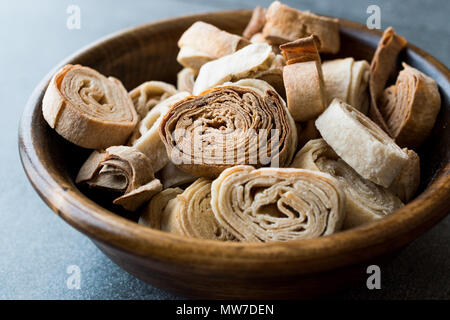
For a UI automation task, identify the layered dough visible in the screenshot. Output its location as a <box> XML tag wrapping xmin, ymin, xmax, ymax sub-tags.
<box><xmin>262</xmin><ymin>1</ymin><xmax>340</xmax><ymax>53</ymax></box>
<box><xmin>211</xmin><ymin>166</ymin><xmax>345</xmax><ymax>242</ymax></box>
<box><xmin>129</xmin><ymin>81</ymin><xmax>177</xmax><ymax>119</ymax></box>
<box><xmin>42</xmin><ymin>64</ymin><xmax>137</xmax><ymax>149</ymax></box>
<box><xmin>139</xmin><ymin>187</ymin><xmax>183</xmax><ymax>229</ymax></box>
<box><xmin>177</xmin><ymin>68</ymin><xmax>196</xmax><ymax>93</ymax></box>
<box><xmin>280</xmin><ymin>35</ymin><xmax>326</xmax><ymax>121</ymax></box>
<box><xmin>129</xmin><ymin>92</ymin><xmax>190</xmax><ymax>172</ymax></box>
<box><xmin>76</xmin><ymin>146</ymin><xmax>162</xmax><ymax>211</ymax></box>
<box><xmin>159</xmin><ymin>80</ymin><xmax>297</xmax><ymax>178</ymax></box>
<box><xmin>369</xmin><ymin>27</ymin><xmax>407</xmax><ymax>133</ymax></box>
<box><xmin>192</xmin><ymin>43</ymin><xmax>282</xmax><ymax>95</ymax></box>
<box><xmin>388</xmin><ymin>148</ymin><xmax>420</xmax><ymax>202</ymax></box>
<box><xmin>291</xmin><ymin>139</ymin><xmax>404</xmax><ymax>228</ymax></box>
<box><xmin>177</xmin><ymin>21</ymin><xmax>250</xmax><ymax>71</ymax></box>
<box><xmin>378</xmin><ymin>63</ymin><xmax>441</xmax><ymax>148</ymax></box>
<box><xmin>322</xmin><ymin>58</ymin><xmax>370</xmax><ymax>114</ymax></box>
<box><xmin>316</xmin><ymin>99</ymin><xmax>408</xmax><ymax>188</ymax></box>
<box><xmin>161</xmin><ymin>178</ymin><xmax>235</xmax><ymax>241</ymax></box>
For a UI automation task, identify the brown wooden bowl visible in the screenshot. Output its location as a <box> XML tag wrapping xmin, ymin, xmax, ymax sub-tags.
<box><xmin>19</xmin><ymin>10</ymin><xmax>450</xmax><ymax>299</ymax></box>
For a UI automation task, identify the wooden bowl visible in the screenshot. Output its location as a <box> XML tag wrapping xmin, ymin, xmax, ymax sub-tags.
<box><xmin>19</xmin><ymin>10</ymin><xmax>450</xmax><ymax>299</ymax></box>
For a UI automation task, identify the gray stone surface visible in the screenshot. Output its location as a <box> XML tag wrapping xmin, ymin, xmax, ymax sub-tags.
<box><xmin>0</xmin><ymin>0</ymin><xmax>448</xmax><ymax>300</ymax></box>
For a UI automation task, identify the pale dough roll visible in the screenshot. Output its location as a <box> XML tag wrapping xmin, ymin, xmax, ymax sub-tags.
<box><xmin>388</xmin><ymin>148</ymin><xmax>420</xmax><ymax>202</ymax></box>
<box><xmin>177</xmin><ymin>68</ymin><xmax>196</xmax><ymax>93</ymax></box>
<box><xmin>379</xmin><ymin>63</ymin><xmax>441</xmax><ymax>148</ymax></box>
<box><xmin>291</xmin><ymin>139</ymin><xmax>404</xmax><ymax>229</ymax></box>
<box><xmin>192</xmin><ymin>43</ymin><xmax>275</xmax><ymax>95</ymax></box>
<box><xmin>280</xmin><ymin>36</ymin><xmax>326</xmax><ymax>121</ymax></box>
<box><xmin>76</xmin><ymin>146</ymin><xmax>163</xmax><ymax>211</ymax></box>
<box><xmin>129</xmin><ymin>81</ymin><xmax>177</xmax><ymax>119</ymax></box>
<box><xmin>322</xmin><ymin>58</ymin><xmax>370</xmax><ymax>114</ymax></box>
<box><xmin>129</xmin><ymin>92</ymin><xmax>190</xmax><ymax>172</ymax></box>
<box><xmin>139</xmin><ymin>188</ymin><xmax>183</xmax><ymax>229</ymax></box>
<box><xmin>161</xmin><ymin>178</ymin><xmax>235</xmax><ymax>241</ymax></box>
<box><xmin>160</xmin><ymin>81</ymin><xmax>297</xmax><ymax>178</ymax></box>
<box><xmin>42</xmin><ymin>64</ymin><xmax>137</xmax><ymax>149</ymax></box>
<box><xmin>262</xmin><ymin>1</ymin><xmax>340</xmax><ymax>54</ymax></box>
<box><xmin>315</xmin><ymin>99</ymin><xmax>409</xmax><ymax>188</ymax></box>
<box><xmin>177</xmin><ymin>21</ymin><xmax>250</xmax><ymax>71</ymax></box>
<box><xmin>211</xmin><ymin>165</ymin><xmax>345</xmax><ymax>242</ymax></box>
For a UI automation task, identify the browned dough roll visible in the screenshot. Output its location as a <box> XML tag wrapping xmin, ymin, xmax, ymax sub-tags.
<box><xmin>369</xmin><ymin>27</ymin><xmax>407</xmax><ymax>133</ymax></box>
<box><xmin>280</xmin><ymin>35</ymin><xmax>326</xmax><ymax>121</ymax></box>
<box><xmin>378</xmin><ymin>63</ymin><xmax>441</xmax><ymax>148</ymax></box>
<box><xmin>159</xmin><ymin>80</ymin><xmax>297</xmax><ymax>178</ymax></box>
<box><xmin>76</xmin><ymin>146</ymin><xmax>162</xmax><ymax>211</ymax></box>
<box><xmin>42</xmin><ymin>64</ymin><xmax>138</xmax><ymax>149</ymax></box>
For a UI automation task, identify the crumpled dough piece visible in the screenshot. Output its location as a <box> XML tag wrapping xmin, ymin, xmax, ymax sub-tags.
<box><xmin>129</xmin><ymin>81</ymin><xmax>177</xmax><ymax>119</ymax></box>
<box><xmin>262</xmin><ymin>1</ymin><xmax>340</xmax><ymax>54</ymax></box>
<box><xmin>211</xmin><ymin>165</ymin><xmax>346</xmax><ymax>242</ymax></box>
<box><xmin>159</xmin><ymin>79</ymin><xmax>297</xmax><ymax>178</ymax></box>
<box><xmin>161</xmin><ymin>178</ymin><xmax>235</xmax><ymax>241</ymax></box>
<box><xmin>177</xmin><ymin>21</ymin><xmax>250</xmax><ymax>71</ymax></box>
<box><xmin>280</xmin><ymin>35</ymin><xmax>326</xmax><ymax>121</ymax></box>
<box><xmin>369</xmin><ymin>27</ymin><xmax>407</xmax><ymax>133</ymax></box>
<box><xmin>315</xmin><ymin>99</ymin><xmax>408</xmax><ymax>188</ymax></box>
<box><xmin>291</xmin><ymin>139</ymin><xmax>404</xmax><ymax>229</ymax></box>
<box><xmin>322</xmin><ymin>57</ymin><xmax>370</xmax><ymax>114</ymax></box>
<box><xmin>129</xmin><ymin>92</ymin><xmax>190</xmax><ymax>172</ymax></box>
<box><xmin>192</xmin><ymin>43</ymin><xmax>275</xmax><ymax>95</ymax></box>
<box><xmin>379</xmin><ymin>63</ymin><xmax>441</xmax><ymax>148</ymax></box>
<box><xmin>76</xmin><ymin>146</ymin><xmax>163</xmax><ymax>211</ymax></box>
<box><xmin>158</xmin><ymin>161</ymin><xmax>197</xmax><ymax>189</ymax></box>
<box><xmin>42</xmin><ymin>64</ymin><xmax>137</xmax><ymax>149</ymax></box>
<box><xmin>177</xmin><ymin>68</ymin><xmax>196</xmax><ymax>93</ymax></box>
<box><xmin>139</xmin><ymin>187</ymin><xmax>183</xmax><ymax>230</ymax></box>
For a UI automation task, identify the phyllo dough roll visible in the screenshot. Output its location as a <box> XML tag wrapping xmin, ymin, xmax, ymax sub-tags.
<box><xmin>291</xmin><ymin>139</ymin><xmax>404</xmax><ymax>229</ymax></box>
<box><xmin>76</xmin><ymin>146</ymin><xmax>163</xmax><ymax>211</ymax></box>
<box><xmin>379</xmin><ymin>63</ymin><xmax>441</xmax><ymax>148</ymax></box>
<box><xmin>280</xmin><ymin>35</ymin><xmax>326</xmax><ymax>121</ymax></box>
<box><xmin>42</xmin><ymin>64</ymin><xmax>138</xmax><ymax>149</ymax></box>
<box><xmin>161</xmin><ymin>179</ymin><xmax>235</xmax><ymax>241</ymax></box>
<box><xmin>177</xmin><ymin>21</ymin><xmax>250</xmax><ymax>71</ymax></box>
<box><xmin>322</xmin><ymin>58</ymin><xmax>370</xmax><ymax>114</ymax></box>
<box><xmin>316</xmin><ymin>99</ymin><xmax>408</xmax><ymax>188</ymax></box>
<box><xmin>210</xmin><ymin>166</ymin><xmax>345</xmax><ymax>242</ymax></box>
<box><xmin>160</xmin><ymin>80</ymin><xmax>297</xmax><ymax>178</ymax></box>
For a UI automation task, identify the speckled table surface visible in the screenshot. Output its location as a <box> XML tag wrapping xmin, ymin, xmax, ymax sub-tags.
<box><xmin>1</xmin><ymin>0</ymin><xmax>449</xmax><ymax>300</ymax></box>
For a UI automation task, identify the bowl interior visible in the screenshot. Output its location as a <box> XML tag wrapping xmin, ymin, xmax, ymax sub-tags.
<box><xmin>20</xmin><ymin>11</ymin><xmax>450</xmax><ymax>267</ymax></box>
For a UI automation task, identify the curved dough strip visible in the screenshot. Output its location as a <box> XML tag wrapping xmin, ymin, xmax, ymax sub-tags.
<box><xmin>129</xmin><ymin>81</ymin><xmax>177</xmax><ymax>119</ymax></box>
<box><xmin>379</xmin><ymin>63</ymin><xmax>441</xmax><ymax>148</ymax></box>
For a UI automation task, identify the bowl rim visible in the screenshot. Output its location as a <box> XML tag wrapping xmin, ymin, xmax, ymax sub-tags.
<box><xmin>19</xmin><ymin>10</ymin><xmax>450</xmax><ymax>273</ymax></box>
